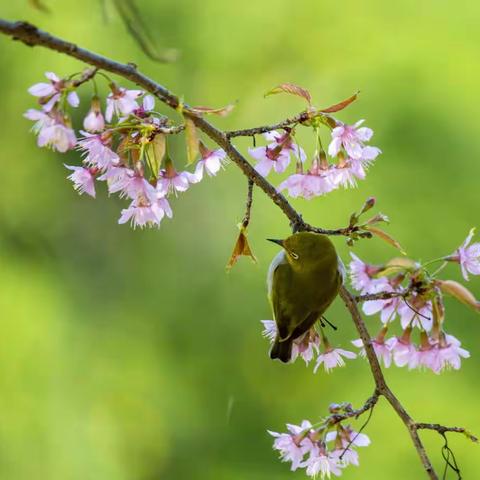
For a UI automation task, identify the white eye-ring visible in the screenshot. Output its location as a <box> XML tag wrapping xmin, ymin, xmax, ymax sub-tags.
<box><xmin>290</xmin><ymin>251</ymin><xmax>299</xmax><ymax>260</ymax></box>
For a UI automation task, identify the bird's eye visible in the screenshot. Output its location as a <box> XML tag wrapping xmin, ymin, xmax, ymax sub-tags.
<box><xmin>290</xmin><ymin>251</ymin><xmax>299</xmax><ymax>260</ymax></box>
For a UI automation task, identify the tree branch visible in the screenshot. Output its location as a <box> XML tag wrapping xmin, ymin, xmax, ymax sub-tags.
<box><xmin>0</xmin><ymin>18</ymin><xmax>474</xmax><ymax>479</ymax></box>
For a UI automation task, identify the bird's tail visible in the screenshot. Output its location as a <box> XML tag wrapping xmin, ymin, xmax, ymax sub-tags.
<box><xmin>270</xmin><ymin>337</ymin><xmax>293</xmax><ymax>363</ymax></box>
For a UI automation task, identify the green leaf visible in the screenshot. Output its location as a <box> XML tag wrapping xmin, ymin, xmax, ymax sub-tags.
<box><xmin>184</xmin><ymin>116</ymin><xmax>199</xmax><ymax>165</ymax></box>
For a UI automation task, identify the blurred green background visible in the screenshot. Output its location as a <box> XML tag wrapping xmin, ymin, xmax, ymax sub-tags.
<box><xmin>1</xmin><ymin>1</ymin><xmax>479</xmax><ymax>478</ymax></box>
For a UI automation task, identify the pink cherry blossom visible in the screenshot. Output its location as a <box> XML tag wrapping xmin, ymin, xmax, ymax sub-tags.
<box><xmin>260</xmin><ymin>321</ymin><xmax>319</xmax><ymax>365</ymax></box>
<box><xmin>191</xmin><ymin>149</ymin><xmax>227</xmax><ymax>183</ymax></box>
<box><xmin>123</xmin><ymin>174</ymin><xmax>157</xmax><ymax>202</ymax></box>
<box><xmin>328</xmin><ymin>120</ymin><xmax>376</xmax><ymax>160</ymax></box>
<box><xmin>261</xmin><ymin>320</ymin><xmax>277</xmax><ymax>343</ymax></box>
<box><xmin>118</xmin><ymin>196</ymin><xmax>172</xmax><ymax>229</ymax></box>
<box><xmin>83</xmin><ymin>109</ymin><xmax>105</xmax><ymax>132</ymax></box>
<box><xmin>24</xmin><ymin>108</ymin><xmax>53</xmax><ymax>130</ymax></box>
<box><xmin>248</xmin><ymin>130</ymin><xmax>305</xmax><ymax>177</ymax></box>
<box><xmin>452</xmin><ymin>229</ymin><xmax>480</xmax><ymax>281</ymax></box>
<box><xmin>105</xmin><ymin>86</ymin><xmax>143</xmax><ymax>121</ymax></box>
<box><xmin>352</xmin><ymin>335</ymin><xmax>392</xmax><ymax>367</ymax></box>
<box><xmin>64</xmin><ymin>165</ymin><xmax>96</xmax><ymax>198</ymax></box>
<box><xmin>429</xmin><ymin>334</ymin><xmax>470</xmax><ymax>373</ymax></box>
<box><xmin>28</xmin><ymin>72</ymin><xmax>79</xmax><ymax>112</ymax></box>
<box><xmin>314</xmin><ymin>348</ymin><xmax>356</xmax><ymax>373</ymax></box>
<box><xmin>157</xmin><ymin>168</ymin><xmax>191</xmax><ymax>196</ymax></box>
<box><xmin>269</xmin><ymin>421</ymin><xmax>315</xmax><ymax>471</ymax></box>
<box><xmin>331</xmin><ymin>147</ymin><xmax>381</xmax><ymax>188</ymax></box>
<box><xmin>348</xmin><ymin>253</ymin><xmax>384</xmax><ymax>294</ymax></box>
<box><xmin>326</xmin><ymin>427</ymin><xmax>371</xmax><ymax>449</ymax></box>
<box><xmin>292</xmin><ymin>329</ymin><xmax>321</xmax><ymax>366</ymax></box>
<box><xmin>83</xmin><ymin>97</ymin><xmax>105</xmax><ymax>132</ymax></box>
<box><xmin>278</xmin><ymin>171</ymin><xmax>336</xmax><ymax>199</ymax></box>
<box><xmin>77</xmin><ymin>132</ymin><xmax>119</xmax><ymax>170</ymax></box>
<box><xmin>25</xmin><ymin>108</ymin><xmax>76</xmax><ymax>152</ymax></box>
<box><xmin>264</xmin><ymin>130</ymin><xmax>306</xmax><ymax>162</ymax></box>
<box><xmin>304</xmin><ymin>447</ymin><xmax>343</xmax><ymax>478</ymax></box>
<box><xmin>362</xmin><ymin>282</ymin><xmax>402</xmax><ymax>324</ymax></box>
<box><xmin>97</xmin><ymin>166</ymin><xmax>155</xmax><ymax>202</ymax></box>
<box><xmin>397</xmin><ymin>295</ymin><xmax>433</xmax><ymax>331</ymax></box>
<box><xmin>97</xmin><ymin>165</ymin><xmax>133</xmax><ymax>194</ymax></box>
<box><xmin>387</xmin><ymin>330</ymin><xmax>419</xmax><ymax>368</ymax></box>
<box><xmin>249</xmin><ymin>145</ymin><xmax>291</xmax><ymax>176</ymax></box>
<box><xmin>331</xmin><ymin>447</ymin><xmax>359</xmax><ymax>467</ymax></box>
<box><xmin>142</xmin><ymin>94</ymin><xmax>155</xmax><ymax>112</ymax></box>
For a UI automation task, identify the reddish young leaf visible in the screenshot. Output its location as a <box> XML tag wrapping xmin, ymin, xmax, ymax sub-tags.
<box><xmin>264</xmin><ymin>83</ymin><xmax>312</xmax><ymax>105</ymax></box>
<box><xmin>320</xmin><ymin>91</ymin><xmax>359</xmax><ymax>113</ymax></box>
<box><xmin>189</xmin><ymin>104</ymin><xmax>235</xmax><ymax>117</ymax></box>
<box><xmin>363</xmin><ymin>226</ymin><xmax>406</xmax><ymax>255</ymax></box>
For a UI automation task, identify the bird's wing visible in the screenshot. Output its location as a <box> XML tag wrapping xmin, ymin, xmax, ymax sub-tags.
<box><xmin>271</xmin><ymin>259</ymin><xmax>303</xmax><ymax>341</ymax></box>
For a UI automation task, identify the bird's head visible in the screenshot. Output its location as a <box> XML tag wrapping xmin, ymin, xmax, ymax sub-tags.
<box><xmin>267</xmin><ymin>232</ymin><xmax>337</xmax><ymax>271</ymax></box>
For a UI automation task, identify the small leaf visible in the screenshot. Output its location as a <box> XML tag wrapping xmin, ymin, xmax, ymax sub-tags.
<box><xmin>437</xmin><ymin>280</ymin><xmax>480</xmax><ymax>312</ymax></box>
<box><xmin>358</xmin><ymin>196</ymin><xmax>376</xmax><ymax>216</ymax></box>
<box><xmin>264</xmin><ymin>83</ymin><xmax>312</xmax><ymax>105</ymax></box>
<box><xmin>226</xmin><ymin>225</ymin><xmax>257</xmax><ymax>271</ymax></box>
<box><xmin>320</xmin><ymin>91</ymin><xmax>359</xmax><ymax>113</ymax></box>
<box><xmin>363</xmin><ymin>226</ymin><xmax>406</xmax><ymax>255</ymax></box>
<box><xmin>364</xmin><ymin>213</ymin><xmax>390</xmax><ymax>226</ymax></box>
<box><xmin>189</xmin><ymin>104</ymin><xmax>235</xmax><ymax>117</ymax></box>
<box><xmin>184</xmin><ymin>116</ymin><xmax>199</xmax><ymax>165</ymax></box>
<box><xmin>377</xmin><ymin>257</ymin><xmax>417</xmax><ymax>276</ymax></box>
<box><xmin>148</xmin><ymin>133</ymin><xmax>166</xmax><ymax>177</ymax></box>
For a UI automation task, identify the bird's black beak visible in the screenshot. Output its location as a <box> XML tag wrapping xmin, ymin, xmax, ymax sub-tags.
<box><xmin>267</xmin><ymin>238</ymin><xmax>284</xmax><ymax>247</ymax></box>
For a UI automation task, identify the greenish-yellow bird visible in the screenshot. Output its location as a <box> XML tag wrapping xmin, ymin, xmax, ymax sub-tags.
<box><xmin>267</xmin><ymin>232</ymin><xmax>343</xmax><ymax>363</ymax></box>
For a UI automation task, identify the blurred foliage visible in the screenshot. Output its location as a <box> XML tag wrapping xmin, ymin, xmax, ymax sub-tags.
<box><xmin>1</xmin><ymin>1</ymin><xmax>480</xmax><ymax>479</ymax></box>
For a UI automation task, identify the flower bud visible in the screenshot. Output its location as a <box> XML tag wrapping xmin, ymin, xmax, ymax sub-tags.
<box><xmin>83</xmin><ymin>96</ymin><xmax>105</xmax><ymax>132</ymax></box>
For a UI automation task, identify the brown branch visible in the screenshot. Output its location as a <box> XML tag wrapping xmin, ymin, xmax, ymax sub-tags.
<box><xmin>355</xmin><ymin>291</ymin><xmax>406</xmax><ymax>302</ymax></box>
<box><xmin>0</xmin><ymin>18</ymin><xmax>474</xmax><ymax>480</ymax></box>
<box><xmin>416</xmin><ymin>423</ymin><xmax>479</xmax><ymax>443</ymax></box>
<box><xmin>339</xmin><ymin>286</ymin><xmax>438</xmax><ymax>479</ymax></box>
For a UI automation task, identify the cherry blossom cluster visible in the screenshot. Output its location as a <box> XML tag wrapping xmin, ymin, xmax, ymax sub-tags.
<box><xmin>262</xmin><ymin>230</ymin><xmax>480</xmax><ymax>376</ymax></box>
<box><xmin>24</xmin><ymin>71</ymin><xmax>227</xmax><ymax>228</ymax></box>
<box><xmin>249</xmin><ymin>121</ymin><xmax>380</xmax><ymax>199</ymax></box>
<box><xmin>261</xmin><ymin>320</ymin><xmax>357</xmax><ymax>373</ymax></box>
<box><xmin>269</xmin><ymin>418</ymin><xmax>370</xmax><ymax>478</ymax></box>
<box><xmin>349</xmin><ymin>229</ymin><xmax>480</xmax><ymax>373</ymax></box>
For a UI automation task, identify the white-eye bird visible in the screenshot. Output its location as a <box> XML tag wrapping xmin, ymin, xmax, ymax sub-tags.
<box><xmin>267</xmin><ymin>232</ymin><xmax>343</xmax><ymax>362</ymax></box>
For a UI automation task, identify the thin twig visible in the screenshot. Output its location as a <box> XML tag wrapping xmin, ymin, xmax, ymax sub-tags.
<box><xmin>242</xmin><ymin>179</ymin><xmax>254</xmax><ymax>228</ymax></box>
<box><xmin>326</xmin><ymin>391</ymin><xmax>379</xmax><ymax>426</ymax></box>
<box><xmin>226</xmin><ymin>112</ymin><xmax>310</xmax><ymax>138</ymax></box>
<box><xmin>355</xmin><ymin>291</ymin><xmax>406</xmax><ymax>302</ymax></box>
<box><xmin>71</xmin><ymin>66</ymin><xmax>98</xmax><ymax>88</ymax></box>
<box><xmin>416</xmin><ymin>424</ymin><xmax>479</xmax><ymax>443</ymax></box>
